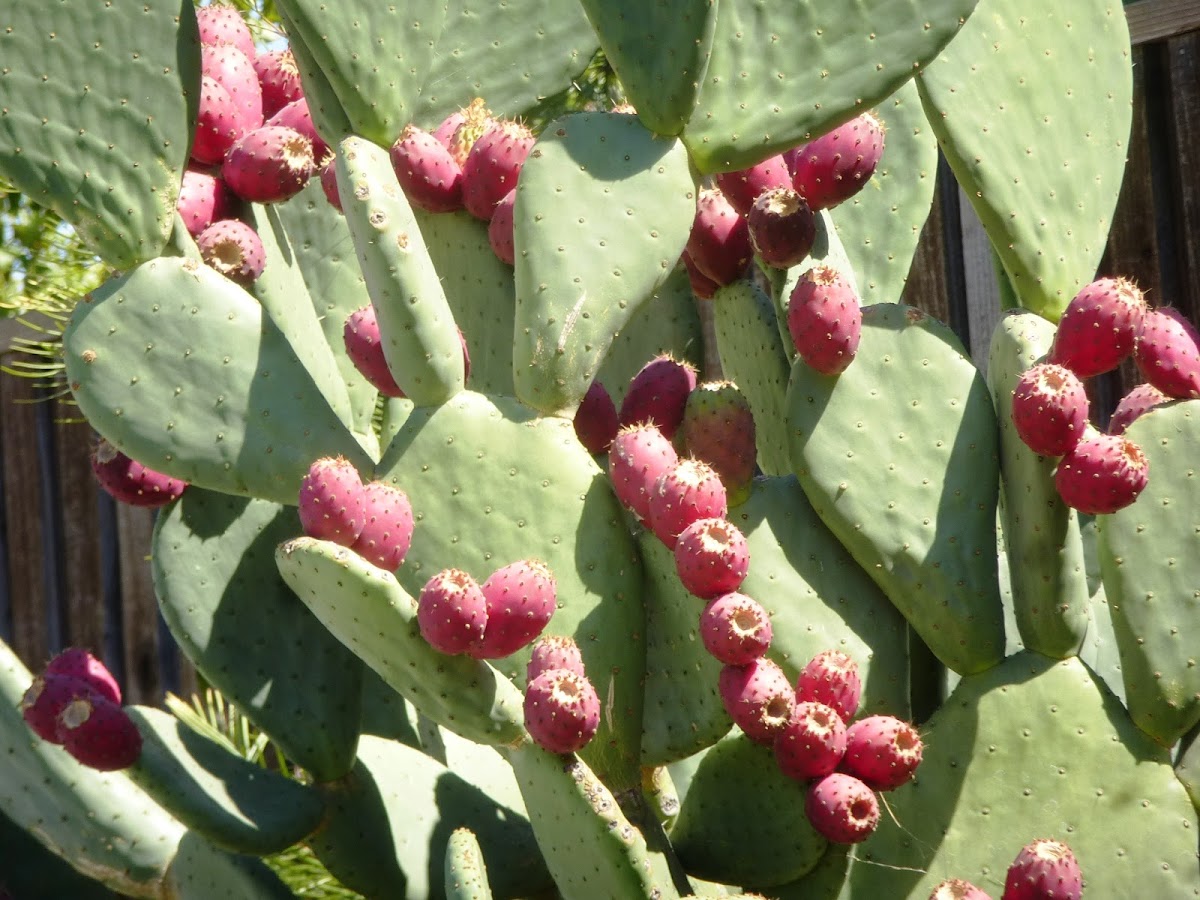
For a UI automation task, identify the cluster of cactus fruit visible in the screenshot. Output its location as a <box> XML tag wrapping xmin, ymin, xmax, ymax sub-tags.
<box><xmin>5</xmin><ymin>0</ymin><xmax>1200</xmax><ymax>898</ymax></box>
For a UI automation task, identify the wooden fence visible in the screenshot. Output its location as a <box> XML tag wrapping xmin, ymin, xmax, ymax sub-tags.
<box><xmin>0</xmin><ymin>1</ymin><xmax>1197</xmax><ymax>705</ymax></box>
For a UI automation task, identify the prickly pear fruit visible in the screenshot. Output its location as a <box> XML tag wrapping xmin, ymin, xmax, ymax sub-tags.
<box><xmin>523</xmin><ymin>668</ymin><xmax>601</xmax><ymax>754</ymax></box>
<box><xmin>390</xmin><ymin>124</ymin><xmax>465</xmax><ymax>214</ymax></box>
<box><xmin>192</xmin><ymin>75</ymin><xmax>244</xmax><ymax>166</ymax></box>
<box><xmin>350</xmin><ymin>481</ymin><xmax>414</xmax><ymax>572</ymax></box>
<box><xmin>789</xmin><ymin>111</ymin><xmax>885</xmax><ymax>211</ymax></box>
<box><xmin>417</xmin><ymin>569</ymin><xmax>489</xmax><ymax>656</ymax></box>
<box><xmin>796</xmin><ymin>650</ymin><xmax>861</xmax><ymax>724</ymax></box>
<box><xmin>527</xmin><ymin>635</ymin><xmax>586</xmax><ymax>683</ymax></box>
<box><xmin>343</xmin><ymin>305</ymin><xmax>404</xmax><ymax>397</ymax></box>
<box><xmin>45</xmin><ymin>648</ymin><xmax>121</xmax><ymax>705</ymax></box>
<box><xmin>1054</xmin><ymin>430</ymin><xmax>1149</xmax><ymax>515</ymax></box>
<box><xmin>748</xmin><ymin>187</ymin><xmax>817</xmax><ymax>270</ymax></box>
<box><xmin>433</xmin><ymin>108</ymin><xmax>468</xmax><ymax>155</ymax></box>
<box><xmin>573</xmin><ymin>380</ymin><xmax>619</xmax><ymax>455</ymax></box>
<box><xmin>1010</xmin><ymin>363</ymin><xmax>1090</xmax><ymax>457</ymax></box>
<box><xmin>297</xmin><ymin>456</ymin><xmax>367</xmax><ymax>545</ymax></box>
<box><xmin>715</xmin><ymin>154</ymin><xmax>793</xmax><ymax>217</ymax></box>
<box><xmin>320</xmin><ymin>156</ymin><xmax>342</xmax><ymax>213</ymax></box>
<box><xmin>682</xmin><ymin>381</ymin><xmax>756</xmax><ymax>507</ymax></box>
<box><xmin>648</xmin><ymin>458</ymin><xmax>729</xmax><ymax>549</ymax></box>
<box><xmin>840</xmin><ymin>715</ymin><xmax>923</xmax><ymax>790</ymax></box>
<box><xmin>717</xmin><ymin>658</ymin><xmax>795</xmax><ymax>745</ymax></box>
<box><xmin>608</xmin><ymin>423</ymin><xmax>679</xmax><ymax>525</ymax></box>
<box><xmin>1048</xmin><ymin>277</ymin><xmax>1147</xmax><ymax>378</ymax></box>
<box><xmin>686</xmin><ymin>188</ymin><xmax>753</xmax><ymax>287</ymax></box>
<box><xmin>197</xmin><ymin>218</ymin><xmax>266</xmax><ymax>285</ymax></box>
<box><xmin>699</xmin><ymin>592</ymin><xmax>772</xmax><ymax>665</ymax></box>
<box><xmin>788</xmin><ymin>264</ymin><xmax>862</xmax><ymax>374</ymax></box>
<box><xmin>177</xmin><ymin>168</ymin><xmax>234</xmax><ymax>237</ymax></box>
<box><xmin>674</xmin><ymin>517</ymin><xmax>750</xmax><ymax>600</ymax></box>
<box><xmin>253</xmin><ymin>48</ymin><xmax>303</xmax><ymax>120</ymax></box>
<box><xmin>57</xmin><ymin>696</ymin><xmax>142</xmax><ymax>771</ymax></box>
<box><xmin>1002</xmin><ymin>839</ymin><xmax>1083</xmax><ymax>900</ymax></box>
<box><xmin>618</xmin><ymin>354</ymin><xmax>698</xmax><ymax>440</ymax></box>
<box><xmin>681</xmin><ymin>250</ymin><xmax>720</xmax><ymax>300</ymax></box>
<box><xmin>775</xmin><ymin>701</ymin><xmax>848</xmax><ymax>781</ymax></box>
<box><xmin>222</xmin><ymin>125</ymin><xmax>315</xmax><ymax>204</ymax></box>
<box><xmin>201</xmin><ymin>44</ymin><xmax>264</xmax><ymax>138</ymax></box>
<box><xmin>930</xmin><ymin>879</ymin><xmax>993</xmax><ymax>900</ymax></box>
<box><xmin>441</xmin><ymin>98</ymin><xmax>493</xmax><ymax>167</ymax></box>
<box><xmin>1107</xmin><ymin>382</ymin><xmax>1170</xmax><ymax>435</ymax></box>
<box><xmin>805</xmin><ymin>772</ymin><xmax>880</xmax><ymax>844</ymax></box>
<box><xmin>21</xmin><ymin>675</ymin><xmax>102</xmax><ymax>743</ymax></box>
<box><xmin>472</xmin><ymin>560</ymin><xmax>557</xmax><ymax>660</ymax></box>
<box><xmin>90</xmin><ymin>439</ymin><xmax>187</xmax><ymax>508</ymax></box>
<box><xmin>462</xmin><ymin>119</ymin><xmax>534</xmax><ymax>220</ymax></box>
<box><xmin>196</xmin><ymin>4</ymin><xmax>255</xmax><ymax>60</ymax></box>
<box><xmin>1134</xmin><ymin>306</ymin><xmax>1200</xmax><ymax>399</ymax></box>
<box><xmin>266</xmin><ymin>97</ymin><xmax>330</xmax><ymax>163</ymax></box>
<box><xmin>488</xmin><ymin>188</ymin><xmax>516</xmax><ymax>265</ymax></box>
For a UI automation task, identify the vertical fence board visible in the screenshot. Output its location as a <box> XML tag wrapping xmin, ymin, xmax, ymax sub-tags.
<box><xmin>115</xmin><ymin>504</ymin><xmax>162</xmax><ymax>706</ymax></box>
<box><xmin>901</xmin><ymin>179</ymin><xmax>953</xmax><ymax>324</ymax></box>
<box><xmin>1167</xmin><ymin>32</ymin><xmax>1200</xmax><ymax>323</ymax></box>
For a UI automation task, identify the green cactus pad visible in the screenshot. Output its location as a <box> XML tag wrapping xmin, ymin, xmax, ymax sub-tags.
<box><xmin>0</xmin><ymin>807</ymin><xmax>127</xmax><ymax>900</ymax></box>
<box><xmin>1099</xmin><ymin>400</ymin><xmax>1200</xmax><ymax>745</ymax></box>
<box><xmin>1176</xmin><ymin>726</ymin><xmax>1200</xmax><ymax>815</ymax></box>
<box><xmin>786</xmin><ymin>303</ymin><xmax>1006</xmax><ymax>675</ymax></box>
<box><xmin>513</xmin><ymin>112</ymin><xmax>696</xmax><ymax>416</ymax></box>
<box><xmin>0</xmin><ymin>0</ymin><xmax>199</xmax><ymax>268</ymax></box>
<box><xmin>163</xmin><ymin>832</ymin><xmax>302</xmax><ymax>900</ymax></box>
<box><xmin>63</xmin><ymin>257</ymin><xmax>372</xmax><ymax>505</ymax></box>
<box><xmin>916</xmin><ymin>0</ymin><xmax>1133</xmax><ymax>321</ymax></box>
<box><xmin>153</xmin><ymin>489</ymin><xmax>364</xmax><ymax>783</ymax></box>
<box><xmin>850</xmin><ymin>652</ymin><xmax>1200</xmax><ymax>897</ymax></box>
<box><xmin>277</xmin><ymin>12</ymin><xmax>353</xmax><ymax>148</ymax></box>
<box><xmin>680</xmin><ymin>0</ymin><xmax>977</xmax><ymax>174</ymax></box>
<box><xmin>445</xmin><ymin>828</ymin><xmax>494</xmax><ymax>900</ymax></box>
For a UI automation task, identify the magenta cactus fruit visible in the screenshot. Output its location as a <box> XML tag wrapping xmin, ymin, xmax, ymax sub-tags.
<box><xmin>774</xmin><ymin>701</ymin><xmax>849</xmax><ymax>781</ymax></box>
<box><xmin>390</xmin><ymin>124</ymin><xmax>465</xmax><ymax>214</ymax></box>
<box><xmin>56</xmin><ymin>695</ymin><xmax>142</xmax><ymax>771</ymax></box>
<box><xmin>417</xmin><ymin>569</ymin><xmax>489</xmax><ymax>656</ymax></box>
<box><xmin>788</xmin><ymin>265</ymin><xmax>863</xmax><ymax>375</ymax></box>
<box><xmin>789</xmin><ymin>111</ymin><xmax>885</xmax><ymax>211</ymax></box>
<box><xmin>681</xmin><ymin>250</ymin><xmax>720</xmax><ymax>300</ymax></box>
<box><xmin>343</xmin><ymin>305</ymin><xmax>405</xmax><ymax>397</ymax></box>
<box><xmin>177</xmin><ymin>168</ymin><xmax>234</xmax><ymax>237</ymax></box>
<box><xmin>297</xmin><ymin>456</ymin><xmax>367</xmax><ymax>545</ymax></box>
<box><xmin>607</xmin><ymin>423</ymin><xmax>679</xmax><ymax>524</ymax></box>
<box><xmin>686</xmin><ymin>188</ymin><xmax>753</xmax><ymax>287</ymax></box>
<box><xmin>192</xmin><ymin>75</ymin><xmax>244</xmax><ymax>166</ymax></box>
<box><xmin>699</xmin><ymin>592</ymin><xmax>772</xmax><ymax>665</ymax></box>
<box><xmin>196</xmin><ymin>4</ymin><xmax>256</xmax><ymax>60</ymax></box>
<box><xmin>1108</xmin><ymin>382</ymin><xmax>1170</xmax><ymax>435</ymax></box>
<box><xmin>1134</xmin><ymin>306</ymin><xmax>1200</xmax><ymax>399</ymax></box>
<box><xmin>805</xmin><ymin>772</ymin><xmax>880</xmax><ymax>844</ymax></box>
<box><xmin>573</xmin><ymin>380</ymin><xmax>619</xmax><ymax>455</ymax></box>
<box><xmin>931</xmin><ymin>879</ymin><xmax>993</xmax><ymax>900</ymax></box>
<box><xmin>45</xmin><ymin>648</ymin><xmax>121</xmax><ymax>705</ymax></box>
<box><xmin>714</xmin><ymin>154</ymin><xmax>793</xmax><ymax>217</ymax></box>
<box><xmin>617</xmin><ymin>354</ymin><xmax>699</xmax><ymax>440</ymax></box>
<box><xmin>472</xmin><ymin>559</ymin><xmax>557</xmax><ymax>660</ymax></box>
<box><xmin>201</xmin><ymin>44</ymin><xmax>264</xmax><ymax>139</ymax></box>
<box><xmin>796</xmin><ymin>650</ymin><xmax>862</xmax><ymax>724</ymax></box>
<box><xmin>1010</xmin><ymin>363</ymin><xmax>1090</xmax><ymax>457</ymax></box>
<box><xmin>350</xmin><ymin>481</ymin><xmax>414</xmax><ymax>572</ymax></box>
<box><xmin>320</xmin><ymin>156</ymin><xmax>342</xmax><ymax>213</ymax></box>
<box><xmin>747</xmin><ymin>187</ymin><xmax>817</xmax><ymax>270</ymax></box>
<box><xmin>267</xmin><ymin>97</ymin><xmax>330</xmax><ymax>163</ymax></box>
<box><xmin>1001</xmin><ymin>839</ymin><xmax>1083</xmax><ymax>900</ymax></box>
<box><xmin>433</xmin><ymin>109</ymin><xmax>469</xmax><ymax>155</ymax></box>
<box><xmin>488</xmin><ymin>188</ymin><xmax>516</xmax><ymax>265</ymax></box>
<box><xmin>20</xmin><ymin>675</ymin><xmax>101</xmax><ymax>744</ymax></box>
<box><xmin>526</xmin><ymin>635</ymin><xmax>586</xmax><ymax>683</ymax></box>
<box><xmin>674</xmin><ymin>517</ymin><xmax>750</xmax><ymax>600</ymax></box>
<box><xmin>1054</xmin><ymin>431</ymin><xmax>1149</xmax><ymax>515</ymax></box>
<box><xmin>197</xmin><ymin>218</ymin><xmax>266</xmax><ymax>285</ymax></box>
<box><xmin>253</xmin><ymin>48</ymin><xmax>303</xmax><ymax>120</ymax></box>
<box><xmin>440</xmin><ymin>98</ymin><xmax>493</xmax><ymax>167</ymax></box>
<box><xmin>1048</xmin><ymin>277</ymin><xmax>1147</xmax><ymax>378</ymax></box>
<box><xmin>222</xmin><ymin>125</ymin><xmax>315</xmax><ymax>204</ymax></box>
<box><xmin>717</xmin><ymin>658</ymin><xmax>795</xmax><ymax>744</ymax></box>
<box><xmin>841</xmin><ymin>715</ymin><xmax>924</xmax><ymax>790</ymax></box>
<box><xmin>90</xmin><ymin>439</ymin><xmax>187</xmax><ymax>508</ymax></box>
<box><xmin>647</xmin><ymin>458</ymin><xmax>729</xmax><ymax>549</ymax></box>
<box><xmin>461</xmin><ymin>119</ymin><xmax>535</xmax><ymax>220</ymax></box>
<box><xmin>682</xmin><ymin>381</ymin><xmax>757</xmax><ymax>507</ymax></box>
<box><xmin>524</xmin><ymin>669</ymin><xmax>601</xmax><ymax>754</ymax></box>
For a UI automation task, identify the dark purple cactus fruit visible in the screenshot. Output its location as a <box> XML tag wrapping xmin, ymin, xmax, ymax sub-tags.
<box><xmin>523</xmin><ymin>668</ymin><xmax>601</xmax><ymax>754</ymax></box>
<box><xmin>45</xmin><ymin>648</ymin><xmax>121</xmax><ymax>705</ymax></box>
<box><xmin>717</xmin><ymin>657</ymin><xmax>795</xmax><ymax>745</ymax></box>
<box><xmin>197</xmin><ymin>218</ymin><xmax>266</xmax><ymax>286</ymax></box>
<box><xmin>192</xmin><ymin>75</ymin><xmax>245</xmax><ymax>166</ymax></box>
<box><xmin>617</xmin><ymin>354</ymin><xmax>698</xmax><ymax>441</ymax></box>
<box><xmin>253</xmin><ymin>48</ymin><xmax>303</xmax><ymax>120</ymax></box>
<box><xmin>682</xmin><ymin>381</ymin><xmax>757</xmax><ymax>507</ymax></box>
<box><xmin>1010</xmin><ymin>363</ymin><xmax>1090</xmax><ymax>457</ymax></box>
<box><xmin>222</xmin><ymin>125</ymin><xmax>316</xmax><ymax>204</ymax></box>
<box><xmin>789</xmin><ymin>111</ymin><xmax>885</xmax><ymax>211</ymax></box>
<box><xmin>686</xmin><ymin>188</ymin><xmax>753</xmax><ymax>287</ymax></box>
<box><xmin>90</xmin><ymin>439</ymin><xmax>187</xmax><ymax>508</ymax></box>
<box><xmin>267</xmin><ymin>97</ymin><xmax>331</xmax><ymax>164</ymax></box>
<box><xmin>343</xmin><ymin>305</ymin><xmax>405</xmax><ymax>397</ymax></box>
<box><xmin>699</xmin><ymin>592</ymin><xmax>772</xmax><ymax>665</ymax></box>
<box><xmin>573</xmin><ymin>380</ymin><xmax>619</xmax><ymax>455</ymax></box>
<box><xmin>840</xmin><ymin>715</ymin><xmax>924</xmax><ymax>790</ymax></box>
<box><xmin>350</xmin><ymin>481</ymin><xmax>414</xmax><ymax>572</ymax></box>
<box><xmin>647</xmin><ymin>458</ymin><xmax>729</xmax><ymax>549</ymax></box>
<box><xmin>788</xmin><ymin>264</ymin><xmax>862</xmax><ymax>375</ymax></box>
<box><xmin>177</xmin><ymin>168</ymin><xmax>234</xmax><ymax>237</ymax></box>
<box><xmin>196</xmin><ymin>4</ymin><xmax>256</xmax><ymax>60</ymax></box>
<box><xmin>320</xmin><ymin>156</ymin><xmax>343</xmax><ymax>213</ymax></box>
<box><xmin>389</xmin><ymin>124</ymin><xmax>465</xmax><ymax>214</ymax></box>
<box><xmin>805</xmin><ymin>772</ymin><xmax>880</xmax><ymax>844</ymax></box>
<box><xmin>795</xmin><ymin>650</ymin><xmax>862</xmax><ymax>725</ymax></box>
<box><xmin>440</xmin><ymin>98</ymin><xmax>493</xmax><ymax>167</ymax></box>
<box><xmin>1054</xmin><ymin>431</ymin><xmax>1149</xmax><ymax>515</ymax></box>
<box><xmin>297</xmin><ymin>456</ymin><xmax>367</xmax><ymax>545</ymax></box>
<box><xmin>1002</xmin><ymin>839</ymin><xmax>1083</xmax><ymax>900</ymax></box>
<box><xmin>608</xmin><ymin>423</ymin><xmax>679</xmax><ymax>525</ymax></box>
<box><xmin>681</xmin><ymin>250</ymin><xmax>720</xmax><ymax>300</ymax></box>
<box><xmin>774</xmin><ymin>701</ymin><xmax>848</xmax><ymax>781</ymax></box>
<box><xmin>471</xmin><ymin>559</ymin><xmax>558</xmax><ymax>660</ymax></box>
<box><xmin>1134</xmin><ymin>306</ymin><xmax>1200</xmax><ymax>399</ymax></box>
<box><xmin>1048</xmin><ymin>277</ymin><xmax>1147</xmax><ymax>379</ymax></box>
<box><xmin>20</xmin><ymin>674</ymin><xmax>102</xmax><ymax>744</ymax></box>
<box><xmin>526</xmin><ymin>635</ymin><xmax>586</xmax><ymax>683</ymax></box>
<box><xmin>56</xmin><ymin>695</ymin><xmax>142</xmax><ymax>771</ymax></box>
<box><xmin>417</xmin><ymin>569</ymin><xmax>489</xmax><ymax>656</ymax></box>
<box><xmin>488</xmin><ymin>188</ymin><xmax>516</xmax><ymax>265</ymax></box>
<box><xmin>674</xmin><ymin>517</ymin><xmax>750</xmax><ymax>600</ymax></box>
<box><xmin>201</xmin><ymin>44</ymin><xmax>264</xmax><ymax>140</ymax></box>
<box><xmin>1107</xmin><ymin>382</ymin><xmax>1170</xmax><ymax>435</ymax></box>
<box><xmin>747</xmin><ymin>187</ymin><xmax>817</xmax><ymax>270</ymax></box>
<box><xmin>930</xmin><ymin>880</ymin><xmax>993</xmax><ymax>900</ymax></box>
<box><xmin>462</xmin><ymin>119</ymin><xmax>535</xmax><ymax>221</ymax></box>
<box><xmin>714</xmin><ymin>154</ymin><xmax>793</xmax><ymax>217</ymax></box>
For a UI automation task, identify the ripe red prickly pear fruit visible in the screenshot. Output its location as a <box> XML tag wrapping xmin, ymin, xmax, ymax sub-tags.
<box><xmin>648</xmin><ymin>458</ymin><xmax>728</xmax><ymax>549</ymax></box>
<box><xmin>699</xmin><ymin>592</ymin><xmax>772</xmax><ymax>665</ymax></box>
<box><xmin>788</xmin><ymin>264</ymin><xmax>862</xmax><ymax>375</ymax></box>
<box><xmin>789</xmin><ymin>111</ymin><xmax>885</xmax><ymax>211</ymax></box>
<box><xmin>197</xmin><ymin>218</ymin><xmax>266</xmax><ymax>286</ymax></box>
<box><xmin>471</xmin><ymin>560</ymin><xmax>557</xmax><ymax>659</ymax></box>
<box><xmin>433</xmin><ymin>109</ymin><xmax>468</xmax><ymax>155</ymax></box>
<box><xmin>1107</xmin><ymin>382</ymin><xmax>1170</xmax><ymax>436</ymax></box>
<box><xmin>573</xmin><ymin>380</ymin><xmax>619</xmax><ymax>455</ymax></box>
<box><xmin>717</xmin><ymin>658</ymin><xmax>795</xmax><ymax>744</ymax></box>
<box><xmin>1048</xmin><ymin>277</ymin><xmax>1147</xmax><ymax>378</ymax></box>
<box><xmin>774</xmin><ymin>701</ymin><xmax>848</xmax><ymax>781</ymax></box>
<box><xmin>805</xmin><ymin>772</ymin><xmax>880</xmax><ymax>844</ymax></box>
<box><xmin>1134</xmin><ymin>306</ymin><xmax>1200</xmax><ymax>399</ymax></box>
<box><xmin>682</xmin><ymin>381</ymin><xmax>756</xmax><ymax>507</ymax></box>
<box><xmin>715</xmin><ymin>154</ymin><xmax>793</xmax><ymax>217</ymax></box>
<box><xmin>527</xmin><ymin>635</ymin><xmax>586</xmax><ymax>683</ymax></box>
<box><xmin>748</xmin><ymin>187</ymin><xmax>817</xmax><ymax>270</ymax></box>
<box><xmin>20</xmin><ymin>675</ymin><xmax>101</xmax><ymax>743</ymax></box>
<box><xmin>253</xmin><ymin>48</ymin><xmax>303</xmax><ymax>120</ymax></box>
<box><xmin>343</xmin><ymin>305</ymin><xmax>405</xmax><ymax>397</ymax></box>
<box><xmin>298</xmin><ymin>456</ymin><xmax>367</xmax><ymax>545</ymax></box>
<box><xmin>192</xmin><ymin>75</ymin><xmax>245</xmax><ymax>166</ymax></box>
<box><xmin>1002</xmin><ymin>839</ymin><xmax>1082</xmax><ymax>900</ymax></box>
<box><xmin>674</xmin><ymin>517</ymin><xmax>750</xmax><ymax>600</ymax></box>
<box><xmin>796</xmin><ymin>650</ymin><xmax>861</xmax><ymax>724</ymax></box>
<box><xmin>618</xmin><ymin>354</ymin><xmax>698</xmax><ymax>440</ymax></box>
<box><xmin>320</xmin><ymin>156</ymin><xmax>342</xmax><ymax>213</ymax></box>
<box><xmin>681</xmin><ymin>250</ymin><xmax>720</xmax><ymax>300</ymax></box>
<box><xmin>440</xmin><ymin>98</ymin><xmax>493</xmax><ymax>167</ymax></box>
<box><xmin>201</xmin><ymin>44</ymin><xmax>264</xmax><ymax>139</ymax></box>
<box><xmin>524</xmin><ymin>668</ymin><xmax>601</xmax><ymax>754</ymax></box>
<box><xmin>1054</xmin><ymin>431</ymin><xmax>1149</xmax><ymax>515</ymax></box>
<box><xmin>196</xmin><ymin>4</ymin><xmax>256</xmax><ymax>60</ymax></box>
<box><xmin>45</xmin><ymin>648</ymin><xmax>121</xmax><ymax>705</ymax></box>
<box><xmin>390</xmin><ymin>124</ymin><xmax>464</xmax><ymax>214</ymax></box>
<box><xmin>177</xmin><ymin>168</ymin><xmax>234</xmax><ymax>237</ymax></box>
<box><xmin>462</xmin><ymin>119</ymin><xmax>535</xmax><ymax>220</ymax></box>
<box><xmin>90</xmin><ymin>439</ymin><xmax>187</xmax><ymax>508</ymax></box>
<box><xmin>840</xmin><ymin>715</ymin><xmax>923</xmax><ymax>790</ymax></box>
<box><xmin>1010</xmin><ymin>363</ymin><xmax>1090</xmax><ymax>457</ymax></box>
<box><xmin>930</xmin><ymin>879</ymin><xmax>993</xmax><ymax>900</ymax></box>
<box><xmin>350</xmin><ymin>481</ymin><xmax>414</xmax><ymax>572</ymax></box>
<box><xmin>488</xmin><ymin>188</ymin><xmax>516</xmax><ymax>265</ymax></box>
<box><xmin>686</xmin><ymin>188</ymin><xmax>753</xmax><ymax>287</ymax></box>
<box><xmin>56</xmin><ymin>695</ymin><xmax>142</xmax><ymax>771</ymax></box>
<box><xmin>267</xmin><ymin>97</ymin><xmax>331</xmax><ymax>164</ymax></box>
<box><xmin>417</xmin><ymin>569</ymin><xmax>489</xmax><ymax>655</ymax></box>
<box><xmin>608</xmin><ymin>423</ymin><xmax>679</xmax><ymax>525</ymax></box>
<box><xmin>222</xmin><ymin>125</ymin><xmax>315</xmax><ymax>204</ymax></box>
